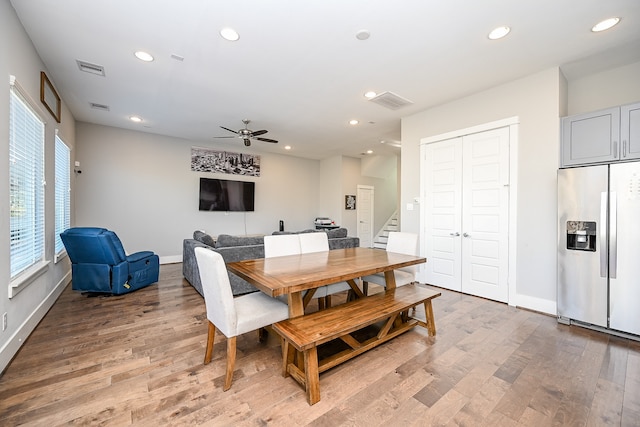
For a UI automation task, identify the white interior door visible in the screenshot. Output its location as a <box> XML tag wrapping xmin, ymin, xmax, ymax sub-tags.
<box><xmin>424</xmin><ymin>138</ymin><xmax>462</xmax><ymax>291</ymax></box>
<box><xmin>461</xmin><ymin>127</ymin><xmax>510</xmax><ymax>302</ymax></box>
<box><xmin>357</xmin><ymin>185</ymin><xmax>374</xmax><ymax>248</ymax></box>
<box><xmin>423</xmin><ymin>127</ymin><xmax>509</xmax><ymax>302</ymax></box>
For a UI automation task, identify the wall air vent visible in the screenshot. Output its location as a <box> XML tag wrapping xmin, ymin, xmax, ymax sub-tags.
<box><xmin>76</xmin><ymin>60</ymin><xmax>105</xmax><ymax>76</ymax></box>
<box><xmin>89</xmin><ymin>102</ymin><xmax>110</xmax><ymax>111</ymax></box>
<box><xmin>368</xmin><ymin>91</ymin><xmax>413</xmax><ymax>110</ymax></box>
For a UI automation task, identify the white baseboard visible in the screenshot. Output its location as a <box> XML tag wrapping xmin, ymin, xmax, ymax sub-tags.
<box><xmin>515</xmin><ymin>293</ymin><xmax>556</xmax><ymax>316</ymax></box>
<box><xmin>0</xmin><ymin>271</ymin><xmax>71</xmax><ymax>374</ymax></box>
<box><xmin>159</xmin><ymin>255</ymin><xmax>182</xmax><ymax>265</ymax></box>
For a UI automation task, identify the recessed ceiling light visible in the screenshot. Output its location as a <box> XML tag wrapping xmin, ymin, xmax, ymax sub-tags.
<box><xmin>134</xmin><ymin>51</ymin><xmax>154</xmax><ymax>62</ymax></box>
<box><xmin>366</xmin><ymin>150</ymin><xmax>373</xmax><ymax>154</ymax></box>
<box><xmin>220</xmin><ymin>28</ymin><xmax>240</xmax><ymax>41</ymax></box>
<box><xmin>356</xmin><ymin>30</ymin><xmax>370</xmax><ymax>40</ymax></box>
<box><xmin>488</xmin><ymin>26</ymin><xmax>511</xmax><ymax>40</ymax></box>
<box><xmin>592</xmin><ymin>17</ymin><xmax>620</xmax><ymax>32</ymax></box>
<box><xmin>349</xmin><ymin>119</ymin><xmax>359</xmax><ymax>125</ymax></box>
<box><xmin>284</xmin><ymin>145</ymin><xmax>291</xmax><ymax>150</ymax></box>
<box><xmin>364</xmin><ymin>91</ymin><xmax>377</xmax><ymax>99</ymax></box>
<box><xmin>129</xmin><ymin>116</ymin><xmax>142</xmax><ymax>123</ymax></box>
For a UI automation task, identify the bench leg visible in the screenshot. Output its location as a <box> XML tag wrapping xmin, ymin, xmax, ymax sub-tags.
<box><xmin>282</xmin><ymin>340</ymin><xmax>296</xmax><ymax>378</ymax></box>
<box><xmin>424</xmin><ymin>300</ymin><xmax>436</xmax><ymax>336</ymax></box>
<box><xmin>304</xmin><ymin>347</ymin><xmax>321</xmax><ymax>405</ymax></box>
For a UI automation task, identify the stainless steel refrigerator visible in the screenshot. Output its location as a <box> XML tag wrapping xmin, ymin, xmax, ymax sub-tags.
<box><xmin>558</xmin><ymin>162</ymin><xmax>640</xmax><ymax>337</ymax></box>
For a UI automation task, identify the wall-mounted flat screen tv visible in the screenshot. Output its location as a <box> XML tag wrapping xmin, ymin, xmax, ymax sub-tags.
<box><xmin>199</xmin><ymin>177</ymin><xmax>255</xmax><ymax>212</ymax></box>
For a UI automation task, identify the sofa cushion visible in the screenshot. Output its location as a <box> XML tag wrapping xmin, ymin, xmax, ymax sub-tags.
<box><xmin>215</xmin><ymin>234</ymin><xmax>264</xmax><ymax>248</ymax></box>
<box><xmin>193</xmin><ymin>230</ymin><xmax>215</xmax><ymax>247</ymax></box>
<box><xmin>325</xmin><ymin>227</ymin><xmax>347</xmax><ymax>238</ymax></box>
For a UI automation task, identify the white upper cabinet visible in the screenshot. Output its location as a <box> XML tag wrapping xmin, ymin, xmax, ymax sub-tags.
<box><xmin>621</xmin><ymin>102</ymin><xmax>640</xmax><ymax>161</ymax></box>
<box><xmin>561</xmin><ymin>102</ymin><xmax>640</xmax><ymax>167</ymax></box>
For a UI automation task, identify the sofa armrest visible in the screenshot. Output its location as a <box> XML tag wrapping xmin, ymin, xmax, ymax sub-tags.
<box><xmin>183</xmin><ymin>239</ymin><xmax>211</xmax><ymax>297</ymax></box>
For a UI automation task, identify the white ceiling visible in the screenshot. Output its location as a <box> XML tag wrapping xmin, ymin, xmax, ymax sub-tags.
<box><xmin>10</xmin><ymin>0</ymin><xmax>640</xmax><ymax>160</ymax></box>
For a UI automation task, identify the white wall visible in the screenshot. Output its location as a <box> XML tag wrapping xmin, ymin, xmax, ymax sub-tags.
<box><xmin>318</xmin><ymin>155</ymin><xmax>343</xmax><ymax>226</ymax></box>
<box><xmin>75</xmin><ymin>123</ymin><xmax>322</xmax><ymax>260</ymax></box>
<box><xmin>402</xmin><ymin>68</ymin><xmax>564</xmax><ymax>314</ymax></box>
<box><xmin>567</xmin><ymin>61</ymin><xmax>640</xmax><ymax>115</ymax></box>
<box><xmin>1</xmin><ymin>0</ymin><xmax>76</xmax><ymax>373</ymax></box>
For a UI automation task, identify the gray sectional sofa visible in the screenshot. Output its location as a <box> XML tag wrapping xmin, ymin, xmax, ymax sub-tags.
<box><xmin>183</xmin><ymin>228</ymin><xmax>360</xmax><ymax>296</ymax></box>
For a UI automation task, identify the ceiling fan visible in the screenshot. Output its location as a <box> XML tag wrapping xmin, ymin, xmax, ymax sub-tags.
<box><xmin>215</xmin><ymin>119</ymin><xmax>278</xmax><ymax>147</ymax></box>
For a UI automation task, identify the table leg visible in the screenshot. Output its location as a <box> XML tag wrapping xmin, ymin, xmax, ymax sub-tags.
<box><xmin>287</xmin><ymin>291</ymin><xmax>305</xmax><ymax>318</ymax></box>
<box><xmin>384</xmin><ymin>270</ymin><xmax>397</xmax><ymax>290</ymax></box>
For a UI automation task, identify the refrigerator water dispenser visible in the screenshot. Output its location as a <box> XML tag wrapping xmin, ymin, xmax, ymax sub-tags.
<box><xmin>566</xmin><ymin>221</ymin><xmax>596</xmax><ymax>251</ymax></box>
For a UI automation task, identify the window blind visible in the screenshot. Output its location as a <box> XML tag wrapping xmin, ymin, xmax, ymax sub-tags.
<box><xmin>9</xmin><ymin>83</ymin><xmax>45</xmax><ymax>278</ymax></box>
<box><xmin>55</xmin><ymin>135</ymin><xmax>71</xmax><ymax>255</ymax></box>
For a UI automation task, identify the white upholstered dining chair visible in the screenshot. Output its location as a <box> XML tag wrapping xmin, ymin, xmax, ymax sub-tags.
<box><xmin>195</xmin><ymin>247</ymin><xmax>289</xmax><ymax>391</ymax></box>
<box><xmin>263</xmin><ymin>234</ymin><xmax>301</xmax><ymax>258</ymax></box>
<box><xmin>361</xmin><ymin>231</ymin><xmax>419</xmax><ymax>295</ymax></box>
<box><xmin>298</xmin><ymin>232</ymin><xmax>352</xmax><ymax>308</ymax></box>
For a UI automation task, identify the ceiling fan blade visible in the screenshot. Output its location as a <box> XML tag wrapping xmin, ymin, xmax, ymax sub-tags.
<box><xmin>251</xmin><ymin>129</ymin><xmax>268</xmax><ymax>136</ymax></box>
<box><xmin>220</xmin><ymin>126</ymin><xmax>239</xmax><ymax>134</ymax></box>
<box><xmin>256</xmin><ymin>137</ymin><xmax>278</xmax><ymax>143</ymax></box>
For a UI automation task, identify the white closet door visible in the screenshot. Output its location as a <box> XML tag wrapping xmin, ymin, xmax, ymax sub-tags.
<box><xmin>424</xmin><ymin>138</ymin><xmax>462</xmax><ymax>291</ymax></box>
<box><xmin>461</xmin><ymin>127</ymin><xmax>510</xmax><ymax>302</ymax></box>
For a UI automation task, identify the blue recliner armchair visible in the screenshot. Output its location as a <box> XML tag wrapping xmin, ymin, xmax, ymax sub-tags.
<box><xmin>60</xmin><ymin>227</ymin><xmax>159</xmax><ymax>294</ymax></box>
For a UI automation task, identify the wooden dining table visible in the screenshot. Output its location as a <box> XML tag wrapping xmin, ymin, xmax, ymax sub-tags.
<box><xmin>226</xmin><ymin>246</ymin><xmax>427</xmax><ymax>318</ymax></box>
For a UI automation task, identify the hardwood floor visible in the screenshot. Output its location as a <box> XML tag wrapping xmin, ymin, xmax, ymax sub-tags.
<box><xmin>1</xmin><ymin>263</ymin><xmax>639</xmax><ymax>426</ymax></box>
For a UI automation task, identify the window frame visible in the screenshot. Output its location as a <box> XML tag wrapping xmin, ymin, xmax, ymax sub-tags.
<box><xmin>54</xmin><ymin>133</ymin><xmax>71</xmax><ymax>262</ymax></box>
<box><xmin>9</xmin><ymin>76</ymin><xmax>49</xmax><ymax>298</ymax></box>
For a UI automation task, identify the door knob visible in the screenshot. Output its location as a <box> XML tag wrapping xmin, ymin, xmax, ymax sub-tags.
<box><xmin>449</xmin><ymin>232</ymin><xmax>460</xmax><ymax>236</ymax></box>
<box><xmin>463</xmin><ymin>232</ymin><xmax>470</xmax><ymax>237</ymax></box>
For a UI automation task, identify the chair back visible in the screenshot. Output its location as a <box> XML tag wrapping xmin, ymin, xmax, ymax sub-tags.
<box><xmin>194</xmin><ymin>247</ymin><xmax>237</xmax><ymax>336</ymax></box>
<box><xmin>60</xmin><ymin>227</ymin><xmax>126</xmax><ymax>265</ymax></box>
<box><xmin>299</xmin><ymin>232</ymin><xmax>329</xmax><ymax>254</ymax></box>
<box><xmin>386</xmin><ymin>232</ymin><xmax>419</xmax><ymax>275</ymax></box>
<box><xmin>264</xmin><ymin>234</ymin><xmax>301</xmax><ymax>258</ymax></box>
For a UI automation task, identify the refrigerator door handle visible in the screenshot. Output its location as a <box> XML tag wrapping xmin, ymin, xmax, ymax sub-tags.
<box><xmin>600</xmin><ymin>192</ymin><xmax>608</xmax><ymax>278</ymax></box>
<box><xmin>610</xmin><ymin>191</ymin><xmax>617</xmax><ymax>279</ymax></box>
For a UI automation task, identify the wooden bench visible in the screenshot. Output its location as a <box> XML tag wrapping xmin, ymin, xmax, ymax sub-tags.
<box><xmin>272</xmin><ymin>284</ymin><xmax>441</xmax><ymax>405</ymax></box>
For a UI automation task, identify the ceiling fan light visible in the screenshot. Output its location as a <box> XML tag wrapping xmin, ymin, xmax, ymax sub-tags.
<box><xmin>220</xmin><ymin>28</ymin><xmax>240</xmax><ymax>41</ymax></box>
<box><xmin>591</xmin><ymin>17</ymin><xmax>620</xmax><ymax>32</ymax></box>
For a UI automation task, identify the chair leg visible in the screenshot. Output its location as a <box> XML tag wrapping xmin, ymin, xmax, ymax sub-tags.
<box><xmin>258</xmin><ymin>327</ymin><xmax>268</xmax><ymax>343</ymax></box>
<box><xmin>204</xmin><ymin>321</ymin><xmax>216</xmax><ymax>365</ymax></box>
<box><xmin>362</xmin><ymin>281</ymin><xmax>369</xmax><ymax>296</ymax></box>
<box><xmin>223</xmin><ymin>336</ymin><xmax>237</xmax><ymax>391</ymax></box>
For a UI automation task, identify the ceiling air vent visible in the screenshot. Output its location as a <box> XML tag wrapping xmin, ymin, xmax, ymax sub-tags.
<box><xmin>76</xmin><ymin>60</ymin><xmax>105</xmax><ymax>76</ymax></box>
<box><xmin>368</xmin><ymin>91</ymin><xmax>413</xmax><ymax>110</ymax></box>
<box><xmin>89</xmin><ymin>102</ymin><xmax>110</xmax><ymax>111</ymax></box>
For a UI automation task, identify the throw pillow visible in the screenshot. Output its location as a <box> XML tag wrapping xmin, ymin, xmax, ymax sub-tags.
<box><xmin>325</xmin><ymin>227</ymin><xmax>347</xmax><ymax>238</ymax></box>
<box><xmin>216</xmin><ymin>234</ymin><xmax>265</xmax><ymax>248</ymax></box>
<box><xmin>193</xmin><ymin>230</ymin><xmax>215</xmax><ymax>247</ymax></box>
